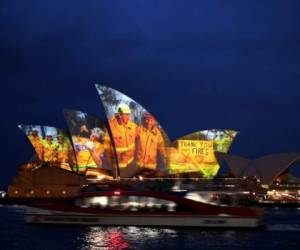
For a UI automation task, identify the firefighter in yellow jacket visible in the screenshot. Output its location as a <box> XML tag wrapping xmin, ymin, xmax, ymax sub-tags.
<box><xmin>86</xmin><ymin>127</ymin><xmax>105</xmax><ymax>168</ymax></box>
<box><xmin>108</xmin><ymin>103</ymin><xmax>137</xmax><ymax>169</ymax></box>
<box><xmin>56</xmin><ymin>134</ymin><xmax>74</xmax><ymax>171</ymax></box>
<box><xmin>136</xmin><ymin>112</ymin><xmax>167</xmax><ymax>170</ymax></box>
<box><xmin>42</xmin><ymin>134</ymin><xmax>58</xmax><ymax>164</ymax></box>
<box><xmin>73</xmin><ymin>126</ymin><xmax>103</xmax><ymax>173</ymax></box>
<box><xmin>28</xmin><ymin>130</ymin><xmax>43</xmax><ymax>160</ymax></box>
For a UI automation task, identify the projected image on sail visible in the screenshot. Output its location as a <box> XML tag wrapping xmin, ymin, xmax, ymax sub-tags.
<box><xmin>18</xmin><ymin>125</ymin><xmax>75</xmax><ymax>171</ymax></box>
<box><xmin>63</xmin><ymin>110</ymin><xmax>115</xmax><ymax>178</ymax></box>
<box><xmin>168</xmin><ymin>130</ymin><xmax>237</xmax><ymax>178</ymax></box>
<box><xmin>95</xmin><ymin>85</ymin><xmax>170</xmax><ymax>178</ymax></box>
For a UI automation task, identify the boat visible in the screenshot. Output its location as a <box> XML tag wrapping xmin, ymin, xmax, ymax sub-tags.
<box><xmin>25</xmin><ymin>190</ymin><xmax>264</xmax><ymax>227</ymax></box>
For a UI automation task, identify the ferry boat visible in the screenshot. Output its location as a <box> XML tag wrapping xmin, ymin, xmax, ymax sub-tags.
<box><xmin>25</xmin><ymin>190</ymin><xmax>264</xmax><ymax>227</ymax></box>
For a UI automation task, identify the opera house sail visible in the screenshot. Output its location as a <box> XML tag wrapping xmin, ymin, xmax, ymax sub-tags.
<box><xmin>18</xmin><ymin>125</ymin><xmax>76</xmax><ymax>171</ymax></box>
<box><xmin>63</xmin><ymin>109</ymin><xmax>116</xmax><ymax>178</ymax></box>
<box><xmin>95</xmin><ymin>85</ymin><xmax>171</xmax><ymax>178</ymax></box>
<box><xmin>169</xmin><ymin>130</ymin><xmax>238</xmax><ymax>178</ymax></box>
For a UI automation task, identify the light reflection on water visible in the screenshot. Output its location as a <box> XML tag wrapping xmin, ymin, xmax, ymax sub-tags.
<box><xmin>80</xmin><ymin>227</ymin><xmax>110</xmax><ymax>250</ymax></box>
<box><xmin>79</xmin><ymin>227</ymin><xmax>178</xmax><ymax>250</ymax></box>
<box><xmin>77</xmin><ymin>226</ymin><xmax>260</xmax><ymax>250</ymax></box>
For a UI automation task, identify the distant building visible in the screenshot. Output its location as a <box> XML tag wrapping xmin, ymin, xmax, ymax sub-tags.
<box><xmin>216</xmin><ymin>152</ymin><xmax>300</xmax><ymax>185</ymax></box>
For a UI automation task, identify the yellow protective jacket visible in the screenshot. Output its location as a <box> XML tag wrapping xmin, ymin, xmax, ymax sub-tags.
<box><xmin>109</xmin><ymin>116</ymin><xmax>137</xmax><ymax>168</ymax></box>
<box><xmin>57</xmin><ymin>142</ymin><xmax>68</xmax><ymax>162</ymax></box>
<box><xmin>56</xmin><ymin>141</ymin><xmax>75</xmax><ymax>170</ymax></box>
<box><xmin>136</xmin><ymin>126</ymin><xmax>166</xmax><ymax>170</ymax></box>
<box><xmin>42</xmin><ymin>140</ymin><xmax>58</xmax><ymax>163</ymax></box>
<box><xmin>73</xmin><ymin>136</ymin><xmax>101</xmax><ymax>171</ymax></box>
<box><xmin>28</xmin><ymin>135</ymin><xmax>43</xmax><ymax>160</ymax></box>
<box><xmin>102</xmin><ymin>132</ymin><xmax>116</xmax><ymax>167</ymax></box>
<box><xmin>89</xmin><ymin>140</ymin><xmax>104</xmax><ymax>168</ymax></box>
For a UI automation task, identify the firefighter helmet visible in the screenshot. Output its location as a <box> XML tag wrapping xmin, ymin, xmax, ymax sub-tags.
<box><xmin>117</xmin><ymin>103</ymin><xmax>131</xmax><ymax>114</ymax></box>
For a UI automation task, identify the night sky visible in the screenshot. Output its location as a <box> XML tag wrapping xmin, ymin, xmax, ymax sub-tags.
<box><xmin>1</xmin><ymin>1</ymin><xmax>300</xmax><ymax>188</ymax></box>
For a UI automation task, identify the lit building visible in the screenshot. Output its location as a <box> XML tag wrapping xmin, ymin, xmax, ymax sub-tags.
<box><xmin>8</xmin><ymin>85</ymin><xmax>241</xmax><ymax>198</ymax></box>
<box><xmin>8</xmin><ymin>164</ymin><xmax>88</xmax><ymax>198</ymax></box>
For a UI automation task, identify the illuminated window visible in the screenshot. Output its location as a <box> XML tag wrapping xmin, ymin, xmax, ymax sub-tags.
<box><xmin>75</xmin><ymin>195</ymin><xmax>178</xmax><ymax>212</ymax></box>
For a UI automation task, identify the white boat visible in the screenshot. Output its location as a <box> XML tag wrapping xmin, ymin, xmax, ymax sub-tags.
<box><xmin>25</xmin><ymin>190</ymin><xmax>264</xmax><ymax>228</ymax></box>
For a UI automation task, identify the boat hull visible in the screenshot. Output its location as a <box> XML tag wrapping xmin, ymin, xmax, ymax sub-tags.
<box><xmin>25</xmin><ymin>208</ymin><xmax>262</xmax><ymax>228</ymax></box>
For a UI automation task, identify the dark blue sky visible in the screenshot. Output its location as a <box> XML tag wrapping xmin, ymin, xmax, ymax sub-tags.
<box><xmin>1</xmin><ymin>0</ymin><xmax>300</xmax><ymax>188</ymax></box>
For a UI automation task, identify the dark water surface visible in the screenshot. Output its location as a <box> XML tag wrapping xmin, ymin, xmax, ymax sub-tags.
<box><xmin>1</xmin><ymin>206</ymin><xmax>300</xmax><ymax>250</ymax></box>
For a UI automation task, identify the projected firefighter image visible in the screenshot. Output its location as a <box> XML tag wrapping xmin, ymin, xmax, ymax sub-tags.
<box><xmin>96</xmin><ymin>85</ymin><xmax>170</xmax><ymax>178</ymax></box>
<box><xmin>17</xmin><ymin>88</ymin><xmax>238</xmax><ymax>180</ymax></box>
<box><xmin>18</xmin><ymin>125</ymin><xmax>75</xmax><ymax>171</ymax></box>
<box><xmin>63</xmin><ymin>110</ymin><xmax>115</xmax><ymax>177</ymax></box>
<box><xmin>168</xmin><ymin>130</ymin><xmax>237</xmax><ymax>177</ymax></box>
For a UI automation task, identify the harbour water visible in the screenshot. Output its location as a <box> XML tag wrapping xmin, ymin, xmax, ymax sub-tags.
<box><xmin>1</xmin><ymin>206</ymin><xmax>300</xmax><ymax>249</ymax></box>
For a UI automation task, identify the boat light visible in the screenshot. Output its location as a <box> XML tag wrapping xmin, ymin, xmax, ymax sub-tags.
<box><xmin>218</xmin><ymin>214</ymin><xmax>230</xmax><ymax>217</ymax></box>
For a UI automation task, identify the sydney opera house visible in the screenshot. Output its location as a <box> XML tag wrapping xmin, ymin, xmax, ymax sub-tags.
<box><xmin>7</xmin><ymin>85</ymin><xmax>300</xmax><ymax>203</ymax></box>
